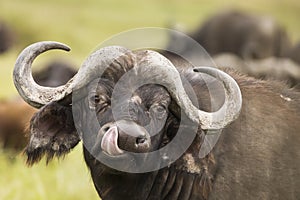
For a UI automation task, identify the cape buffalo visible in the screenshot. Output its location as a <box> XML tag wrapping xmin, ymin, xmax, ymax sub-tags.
<box><xmin>14</xmin><ymin>41</ymin><xmax>300</xmax><ymax>199</ymax></box>
<box><xmin>166</xmin><ymin>10</ymin><xmax>291</xmax><ymax>60</ymax></box>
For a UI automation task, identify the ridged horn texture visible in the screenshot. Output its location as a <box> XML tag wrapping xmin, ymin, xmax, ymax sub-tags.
<box><xmin>13</xmin><ymin>41</ymin><xmax>72</xmax><ymax>108</ymax></box>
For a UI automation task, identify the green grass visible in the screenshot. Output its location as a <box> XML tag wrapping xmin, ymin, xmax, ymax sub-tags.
<box><xmin>0</xmin><ymin>145</ymin><xmax>98</xmax><ymax>200</ymax></box>
<box><xmin>0</xmin><ymin>0</ymin><xmax>300</xmax><ymax>199</ymax></box>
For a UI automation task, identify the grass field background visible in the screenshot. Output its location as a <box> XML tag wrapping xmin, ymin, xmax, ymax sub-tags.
<box><xmin>0</xmin><ymin>0</ymin><xmax>299</xmax><ymax>199</ymax></box>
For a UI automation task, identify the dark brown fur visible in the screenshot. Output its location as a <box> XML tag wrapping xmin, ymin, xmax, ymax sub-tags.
<box><xmin>210</xmin><ymin>70</ymin><xmax>300</xmax><ymax>199</ymax></box>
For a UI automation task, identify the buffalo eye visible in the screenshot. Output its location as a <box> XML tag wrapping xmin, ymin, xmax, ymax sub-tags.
<box><xmin>88</xmin><ymin>94</ymin><xmax>109</xmax><ymax>113</ymax></box>
<box><xmin>150</xmin><ymin>104</ymin><xmax>167</xmax><ymax>119</ymax></box>
<box><xmin>90</xmin><ymin>95</ymin><xmax>101</xmax><ymax>104</ymax></box>
<box><xmin>153</xmin><ymin>105</ymin><xmax>165</xmax><ymax>113</ymax></box>
<box><xmin>89</xmin><ymin>94</ymin><xmax>100</xmax><ymax>109</ymax></box>
<box><xmin>136</xmin><ymin>136</ymin><xmax>146</xmax><ymax>145</ymax></box>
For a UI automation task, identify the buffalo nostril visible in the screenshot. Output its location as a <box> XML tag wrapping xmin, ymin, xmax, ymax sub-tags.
<box><xmin>101</xmin><ymin>124</ymin><xmax>111</xmax><ymax>133</ymax></box>
<box><xmin>103</xmin><ymin>126</ymin><xmax>110</xmax><ymax>132</ymax></box>
<box><xmin>136</xmin><ymin>136</ymin><xmax>146</xmax><ymax>145</ymax></box>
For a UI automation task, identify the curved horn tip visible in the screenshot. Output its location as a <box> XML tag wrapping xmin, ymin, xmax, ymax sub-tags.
<box><xmin>37</xmin><ymin>41</ymin><xmax>71</xmax><ymax>51</ymax></box>
<box><xmin>191</xmin><ymin>66</ymin><xmax>242</xmax><ymax>130</ymax></box>
<box><xmin>13</xmin><ymin>41</ymin><xmax>72</xmax><ymax>108</ymax></box>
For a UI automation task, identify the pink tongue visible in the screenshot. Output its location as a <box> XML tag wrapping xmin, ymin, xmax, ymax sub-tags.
<box><xmin>100</xmin><ymin>126</ymin><xmax>124</xmax><ymax>156</ymax></box>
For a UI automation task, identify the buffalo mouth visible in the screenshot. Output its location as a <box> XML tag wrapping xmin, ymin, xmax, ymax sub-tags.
<box><xmin>92</xmin><ymin>120</ymin><xmax>151</xmax><ymax>159</ymax></box>
<box><xmin>100</xmin><ymin>126</ymin><xmax>124</xmax><ymax>156</ymax></box>
<box><xmin>88</xmin><ymin>121</ymin><xmax>154</xmax><ymax>172</ymax></box>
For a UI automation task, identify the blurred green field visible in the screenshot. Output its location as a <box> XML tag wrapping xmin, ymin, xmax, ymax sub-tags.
<box><xmin>0</xmin><ymin>0</ymin><xmax>300</xmax><ymax>199</ymax></box>
<box><xmin>0</xmin><ymin>147</ymin><xmax>98</xmax><ymax>200</ymax></box>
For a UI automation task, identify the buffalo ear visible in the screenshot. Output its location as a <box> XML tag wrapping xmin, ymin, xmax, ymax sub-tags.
<box><xmin>25</xmin><ymin>101</ymin><xmax>80</xmax><ymax>166</ymax></box>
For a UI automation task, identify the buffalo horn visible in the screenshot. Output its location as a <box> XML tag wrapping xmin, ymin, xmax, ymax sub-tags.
<box><xmin>13</xmin><ymin>41</ymin><xmax>131</xmax><ymax>108</ymax></box>
<box><xmin>134</xmin><ymin>50</ymin><xmax>242</xmax><ymax>130</ymax></box>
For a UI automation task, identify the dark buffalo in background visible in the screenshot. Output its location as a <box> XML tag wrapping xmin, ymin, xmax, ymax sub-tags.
<box><xmin>13</xmin><ymin>42</ymin><xmax>300</xmax><ymax>199</ymax></box>
<box><xmin>161</xmin><ymin>50</ymin><xmax>300</xmax><ymax>89</ymax></box>
<box><xmin>0</xmin><ymin>98</ymin><xmax>36</xmax><ymax>150</ymax></box>
<box><xmin>287</xmin><ymin>41</ymin><xmax>300</xmax><ymax>65</ymax></box>
<box><xmin>167</xmin><ymin>10</ymin><xmax>291</xmax><ymax>60</ymax></box>
<box><xmin>165</xmin><ymin>9</ymin><xmax>300</xmax><ymax>88</ymax></box>
<box><xmin>33</xmin><ymin>59</ymin><xmax>77</xmax><ymax>87</ymax></box>
<box><xmin>210</xmin><ymin>53</ymin><xmax>300</xmax><ymax>88</ymax></box>
<box><xmin>0</xmin><ymin>59</ymin><xmax>76</xmax><ymax>151</ymax></box>
<box><xmin>0</xmin><ymin>20</ymin><xmax>16</xmax><ymax>54</ymax></box>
